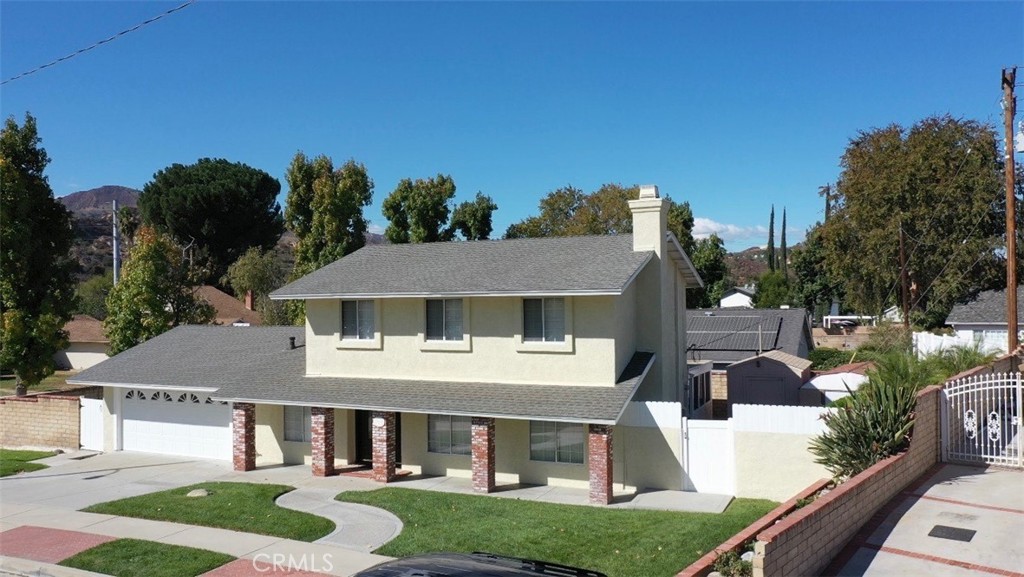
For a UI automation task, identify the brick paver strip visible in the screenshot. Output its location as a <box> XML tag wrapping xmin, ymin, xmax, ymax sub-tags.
<box><xmin>862</xmin><ymin>544</ymin><xmax>1024</xmax><ymax>577</ymax></box>
<box><xmin>200</xmin><ymin>558</ymin><xmax>333</xmax><ymax>576</ymax></box>
<box><xmin>0</xmin><ymin>525</ymin><xmax>115</xmax><ymax>564</ymax></box>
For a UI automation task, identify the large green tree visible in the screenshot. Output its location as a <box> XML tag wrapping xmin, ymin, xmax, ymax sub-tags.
<box><xmin>821</xmin><ymin>115</ymin><xmax>1003</xmax><ymax>327</ymax></box>
<box><xmin>382</xmin><ymin>174</ymin><xmax>498</xmax><ymax>243</ymax></box>
<box><xmin>75</xmin><ymin>272</ymin><xmax>113</xmax><ymax>320</ymax></box>
<box><xmin>791</xmin><ymin>223</ymin><xmax>842</xmax><ymax>320</ymax></box>
<box><xmin>689</xmin><ymin>234</ymin><xmax>730</xmax><ymax>308</ymax></box>
<box><xmin>139</xmin><ymin>158</ymin><xmax>284</xmax><ymax>284</ymax></box>
<box><xmin>223</xmin><ymin>247</ymin><xmax>287</xmax><ymax>325</ymax></box>
<box><xmin>0</xmin><ymin>113</ymin><xmax>77</xmax><ymax>395</ymax></box>
<box><xmin>285</xmin><ymin>153</ymin><xmax>373</xmax><ymax>276</ymax></box>
<box><xmin>104</xmin><ymin>227</ymin><xmax>214</xmax><ymax>354</ymax></box>
<box><xmin>753</xmin><ymin>270</ymin><xmax>790</xmax><ymax>309</ymax></box>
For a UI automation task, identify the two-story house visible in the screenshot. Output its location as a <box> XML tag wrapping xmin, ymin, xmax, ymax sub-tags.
<box><xmin>69</xmin><ymin>185</ymin><xmax>701</xmax><ymax>504</ymax></box>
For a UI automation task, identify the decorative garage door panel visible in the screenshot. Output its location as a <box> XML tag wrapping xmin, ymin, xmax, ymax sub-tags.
<box><xmin>122</xmin><ymin>390</ymin><xmax>231</xmax><ymax>460</ymax></box>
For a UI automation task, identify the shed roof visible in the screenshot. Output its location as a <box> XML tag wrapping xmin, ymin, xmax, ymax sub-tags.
<box><xmin>731</xmin><ymin>349</ymin><xmax>813</xmax><ymax>371</ymax></box>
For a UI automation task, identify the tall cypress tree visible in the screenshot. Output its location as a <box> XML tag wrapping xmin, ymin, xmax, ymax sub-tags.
<box><xmin>767</xmin><ymin>205</ymin><xmax>776</xmax><ymax>272</ymax></box>
<box><xmin>781</xmin><ymin>208</ymin><xmax>788</xmax><ymax>277</ymax></box>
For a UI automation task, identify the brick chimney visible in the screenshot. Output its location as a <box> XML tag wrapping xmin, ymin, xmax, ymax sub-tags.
<box><xmin>244</xmin><ymin>290</ymin><xmax>254</xmax><ymax>311</ymax></box>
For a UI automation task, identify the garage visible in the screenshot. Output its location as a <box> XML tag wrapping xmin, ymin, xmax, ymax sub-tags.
<box><xmin>122</xmin><ymin>389</ymin><xmax>231</xmax><ymax>460</ymax></box>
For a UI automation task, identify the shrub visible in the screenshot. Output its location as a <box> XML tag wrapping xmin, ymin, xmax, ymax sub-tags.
<box><xmin>809</xmin><ymin>368</ymin><xmax>918</xmax><ymax>479</ymax></box>
<box><xmin>809</xmin><ymin>347</ymin><xmax>851</xmax><ymax>370</ymax></box>
<box><xmin>712</xmin><ymin>549</ymin><xmax>752</xmax><ymax>577</ymax></box>
<box><xmin>922</xmin><ymin>344</ymin><xmax>996</xmax><ymax>381</ymax></box>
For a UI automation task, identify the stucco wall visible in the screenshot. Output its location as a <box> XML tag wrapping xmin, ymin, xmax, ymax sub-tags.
<box><xmin>305</xmin><ymin>296</ymin><xmax>620</xmax><ymax>386</ymax></box>
<box><xmin>53</xmin><ymin>343</ymin><xmax>108</xmax><ymax>370</ymax></box>
<box><xmin>615</xmin><ymin>424</ymin><xmax>684</xmax><ymax>491</ymax></box>
<box><xmin>255</xmin><ymin>405</ymin><xmax>353</xmax><ymax>467</ymax></box>
<box><xmin>734</xmin><ymin>432</ymin><xmax>830</xmax><ymax>501</ymax></box>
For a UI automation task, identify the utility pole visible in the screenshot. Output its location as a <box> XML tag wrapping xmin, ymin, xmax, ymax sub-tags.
<box><xmin>112</xmin><ymin>200</ymin><xmax>120</xmax><ymax>286</ymax></box>
<box><xmin>1004</xmin><ymin>66</ymin><xmax>1017</xmax><ymax>352</ymax></box>
<box><xmin>899</xmin><ymin>225</ymin><xmax>911</xmax><ymax>332</ymax></box>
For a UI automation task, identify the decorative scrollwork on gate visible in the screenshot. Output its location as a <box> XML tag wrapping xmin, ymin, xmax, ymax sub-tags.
<box><xmin>964</xmin><ymin>409</ymin><xmax>978</xmax><ymax>440</ymax></box>
<box><xmin>987</xmin><ymin>412</ymin><xmax>1001</xmax><ymax>442</ymax></box>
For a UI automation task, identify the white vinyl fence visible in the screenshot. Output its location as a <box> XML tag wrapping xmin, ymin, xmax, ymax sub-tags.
<box><xmin>914</xmin><ymin>331</ymin><xmax>1006</xmax><ymax>358</ymax></box>
<box><xmin>620</xmin><ymin>402</ymin><xmax>832</xmax><ymax>501</ymax></box>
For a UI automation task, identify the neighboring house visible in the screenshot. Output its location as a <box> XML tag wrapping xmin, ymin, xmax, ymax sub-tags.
<box><xmin>727</xmin><ymin>350</ymin><xmax>812</xmax><ymax>409</ymax></box>
<box><xmin>686</xmin><ymin>307</ymin><xmax>813</xmax><ymax>417</ymax></box>
<box><xmin>945</xmin><ymin>286</ymin><xmax>1024</xmax><ymax>354</ymax></box>
<box><xmin>69</xmin><ymin>186</ymin><xmax>703</xmax><ymax>504</ymax></box>
<box><xmin>53</xmin><ymin>315</ymin><xmax>109</xmax><ymax>370</ymax></box>
<box><xmin>196</xmin><ymin>285</ymin><xmax>262</xmax><ymax>326</ymax></box>
<box><xmin>719</xmin><ymin>286</ymin><xmax>755</xmax><ymax>309</ymax></box>
<box><xmin>799</xmin><ymin>361</ymin><xmax>873</xmax><ymax>406</ymax></box>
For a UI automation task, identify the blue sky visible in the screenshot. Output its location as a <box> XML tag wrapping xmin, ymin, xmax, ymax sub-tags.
<box><xmin>2</xmin><ymin>1</ymin><xmax>1021</xmax><ymax>250</ymax></box>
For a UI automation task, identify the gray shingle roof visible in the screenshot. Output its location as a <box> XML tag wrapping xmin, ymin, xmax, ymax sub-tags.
<box><xmin>685</xmin><ymin>308</ymin><xmax>812</xmax><ymax>365</ymax></box>
<box><xmin>946</xmin><ymin>286</ymin><xmax>1024</xmax><ymax>325</ymax></box>
<box><xmin>68</xmin><ymin>326</ymin><xmax>653</xmax><ymax>425</ymax></box>
<box><xmin>271</xmin><ymin>234</ymin><xmax>653</xmax><ymax>299</ymax></box>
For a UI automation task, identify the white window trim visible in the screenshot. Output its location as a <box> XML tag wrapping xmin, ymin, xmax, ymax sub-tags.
<box><xmin>514</xmin><ymin>297</ymin><xmax>574</xmax><ymax>353</ymax></box>
<box><xmin>418</xmin><ymin>298</ymin><xmax>472</xmax><ymax>352</ymax></box>
<box><xmin>337</xmin><ymin>299</ymin><xmax>383</xmax><ymax>350</ymax></box>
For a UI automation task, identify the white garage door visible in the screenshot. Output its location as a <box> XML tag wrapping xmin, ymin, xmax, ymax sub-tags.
<box><xmin>122</xmin><ymin>389</ymin><xmax>231</xmax><ymax>460</ymax></box>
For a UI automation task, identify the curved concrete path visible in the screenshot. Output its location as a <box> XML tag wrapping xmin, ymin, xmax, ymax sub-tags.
<box><xmin>275</xmin><ymin>487</ymin><xmax>403</xmax><ymax>553</ymax></box>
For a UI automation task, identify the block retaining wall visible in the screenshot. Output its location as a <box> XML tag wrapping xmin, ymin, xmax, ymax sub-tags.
<box><xmin>0</xmin><ymin>389</ymin><xmax>95</xmax><ymax>450</ymax></box>
<box><xmin>676</xmin><ymin>385</ymin><xmax>942</xmax><ymax>577</ymax></box>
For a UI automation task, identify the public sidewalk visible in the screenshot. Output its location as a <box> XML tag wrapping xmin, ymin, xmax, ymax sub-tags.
<box><xmin>0</xmin><ymin>507</ymin><xmax>388</xmax><ymax>576</ymax></box>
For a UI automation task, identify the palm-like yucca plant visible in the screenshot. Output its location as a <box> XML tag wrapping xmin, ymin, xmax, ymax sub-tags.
<box><xmin>809</xmin><ymin>362</ymin><xmax>920</xmax><ymax>479</ymax></box>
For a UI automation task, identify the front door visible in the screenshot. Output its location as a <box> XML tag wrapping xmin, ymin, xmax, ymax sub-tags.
<box><xmin>354</xmin><ymin>410</ymin><xmax>401</xmax><ymax>464</ymax></box>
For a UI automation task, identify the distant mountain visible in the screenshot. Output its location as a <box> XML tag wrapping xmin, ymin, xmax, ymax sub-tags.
<box><xmin>59</xmin><ymin>185</ymin><xmax>139</xmax><ymax>213</ymax></box>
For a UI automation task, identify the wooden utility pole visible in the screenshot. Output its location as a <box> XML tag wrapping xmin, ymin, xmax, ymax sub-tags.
<box><xmin>1004</xmin><ymin>67</ymin><xmax>1017</xmax><ymax>352</ymax></box>
<box><xmin>899</xmin><ymin>225</ymin><xmax>911</xmax><ymax>331</ymax></box>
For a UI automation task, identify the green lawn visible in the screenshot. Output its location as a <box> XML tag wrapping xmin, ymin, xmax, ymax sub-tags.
<box><xmin>0</xmin><ymin>371</ymin><xmax>80</xmax><ymax>397</ymax></box>
<box><xmin>0</xmin><ymin>448</ymin><xmax>54</xmax><ymax>477</ymax></box>
<box><xmin>83</xmin><ymin>482</ymin><xmax>335</xmax><ymax>542</ymax></box>
<box><xmin>336</xmin><ymin>488</ymin><xmax>777</xmax><ymax>577</ymax></box>
<box><xmin>60</xmin><ymin>538</ymin><xmax>234</xmax><ymax>577</ymax></box>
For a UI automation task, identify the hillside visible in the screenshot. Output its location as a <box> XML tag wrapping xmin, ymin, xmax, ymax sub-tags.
<box><xmin>59</xmin><ymin>185</ymin><xmax>139</xmax><ymax>212</ymax></box>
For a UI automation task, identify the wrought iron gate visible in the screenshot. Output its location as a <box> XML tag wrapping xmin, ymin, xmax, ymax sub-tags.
<box><xmin>942</xmin><ymin>372</ymin><xmax>1022</xmax><ymax>468</ymax></box>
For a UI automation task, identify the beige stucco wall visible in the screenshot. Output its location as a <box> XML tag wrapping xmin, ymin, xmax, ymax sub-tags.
<box><xmin>255</xmin><ymin>405</ymin><xmax>354</xmax><ymax>467</ymax></box>
<box><xmin>734</xmin><ymin>432</ymin><xmax>830</xmax><ymax>501</ymax></box>
<box><xmin>400</xmin><ymin>414</ymin><xmax>591</xmax><ymax>489</ymax></box>
<box><xmin>305</xmin><ymin>296</ymin><xmax>621</xmax><ymax>386</ymax></box>
<box><xmin>54</xmin><ymin>343</ymin><xmax>109</xmax><ymax>371</ymax></box>
<box><xmin>614</xmin><ymin>424</ymin><xmax>684</xmax><ymax>491</ymax></box>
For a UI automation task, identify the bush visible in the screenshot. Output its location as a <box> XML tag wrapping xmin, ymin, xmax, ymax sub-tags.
<box><xmin>809</xmin><ymin>347</ymin><xmax>851</xmax><ymax>370</ymax></box>
<box><xmin>712</xmin><ymin>549</ymin><xmax>752</xmax><ymax>577</ymax></box>
<box><xmin>922</xmin><ymin>344</ymin><xmax>996</xmax><ymax>381</ymax></box>
<box><xmin>809</xmin><ymin>366</ymin><xmax>919</xmax><ymax>479</ymax></box>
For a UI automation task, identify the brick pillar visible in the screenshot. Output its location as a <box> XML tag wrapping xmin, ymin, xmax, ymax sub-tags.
<box><xmin>311</xmin><ymin>406</ymin><xmax>335</xmax><ymax>477</ymax></box>
<box><xmin>471</xmin><ymin>417</ymin><xmax>496</xmax><ymax>493</ymax></box>
<box><xmin>232</xmin><ymin>402</ymin><xmax>256</xmax><ymax>472</ymax></box>
<box><xmin>588</xmin><ymin>424</ymin><xmax>613</xmax><ymax>505</ymax></box>
<box><xmin>371</xmin><ymin>411</ymin><xmax>397</xmax><ymax>483</ymax></box>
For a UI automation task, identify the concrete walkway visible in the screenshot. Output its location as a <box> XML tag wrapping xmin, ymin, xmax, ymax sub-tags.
<box><xmin>827</xmin><ymin>464</ymin><xmax>1024</xmax><ymax>577</ymax></box>
<box><xmin>275</xmin><ymin>488</ymin><xmax>403</xmax><ymax>552</ymax></box>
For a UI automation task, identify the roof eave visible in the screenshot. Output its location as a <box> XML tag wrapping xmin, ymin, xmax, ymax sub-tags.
<box><xmin>666</xmin><ymin>232</ymin><xmax>704</xmax><ymax>288</ymax></box>
<box><xmin>269</xmin><ymin>288</ymin><xmax>628</xmax><ymax>300</ymax></box>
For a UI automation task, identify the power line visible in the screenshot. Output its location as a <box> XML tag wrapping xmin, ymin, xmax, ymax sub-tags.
<box><xmin>1</xmin><ymin>0</ymin><xmax>197</xmax><ymax>86</ymax></box>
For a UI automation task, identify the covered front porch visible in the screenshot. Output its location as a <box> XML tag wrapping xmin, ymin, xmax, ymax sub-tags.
<box><xmin>233</xmin><ymin>404</ymin><xmax>619</xmax><ymax>505</ymax></box>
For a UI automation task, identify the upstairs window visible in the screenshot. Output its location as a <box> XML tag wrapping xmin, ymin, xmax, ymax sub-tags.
<box><xmin>341</xmin><ymin>300</ymin><xmax>375</xmax><ymax>340</ymax></box>
<box><xmin>523</xmin><ymin>297</ymin><xmax>565</xmax><ymax>342</ymax></box>
<box><xmin>426</xmin><ymin>299</ymin><xmax>463</xmax><ymax>341</ymax></box>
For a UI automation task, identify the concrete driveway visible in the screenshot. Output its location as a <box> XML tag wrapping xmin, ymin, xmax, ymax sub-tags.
<box><xmin>829</xmin><ymin>464</ymin><xmax>1024</xmax><ymax>576</ymax></box>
